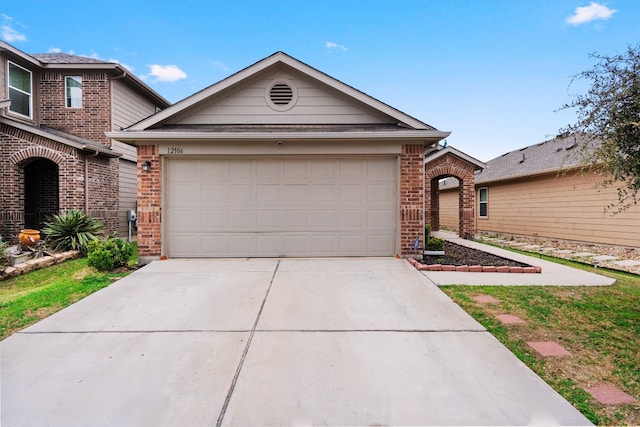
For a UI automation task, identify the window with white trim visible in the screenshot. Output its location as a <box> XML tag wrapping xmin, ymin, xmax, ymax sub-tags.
<box><xmin>65</xmin><ymin>76</ymin><xmax>82</xmax><ymax>108</ymax></box>
<box><xmin>8</xmin><ymin>61</ymin><xmax>32</xmax><ymax>118</ymax></box>
<box><xmin>479</xmin><ymin>187</ymin><xmax>488</xmax><ymax>218</ymax></box>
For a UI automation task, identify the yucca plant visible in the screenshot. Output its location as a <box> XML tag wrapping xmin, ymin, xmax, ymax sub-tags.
<box><xmin>42</xmin><ymin>210</ymin><xmax>103</xmax><ymax>254</ymax></box>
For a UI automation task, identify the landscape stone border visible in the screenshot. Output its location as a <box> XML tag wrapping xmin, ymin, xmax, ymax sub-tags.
<box><xmin>406</xmin><ymin>258</ymin><xmax>542</xmax><ymax>273</ymax></box>
<box><xmin>0</xmin><ymin>251</ymin><xmax>80</xmax><ymax>281</ymax></box>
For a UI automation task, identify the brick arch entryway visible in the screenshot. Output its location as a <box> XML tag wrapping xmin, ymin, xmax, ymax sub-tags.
<box><xmin>23</xmin><ymin>158</ymin><xmax>59</xmax><ymax>229</ymax></box>
<box><xmin>424</xmin><ymin>150</ymin><xmax>480</xmax><ymax>239</ymax></box>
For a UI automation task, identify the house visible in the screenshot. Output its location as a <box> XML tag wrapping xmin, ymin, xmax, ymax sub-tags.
<box><xmin>438</xmin><ymin>135</ymin><xmax>640</xmax><ymax>248</ymax></box>
<box><xmin>0</xmin><ymin>41</ymin><xmax>170</xmax><ymax>240</ymax></box>
<box><xmin>108</xmin><ymin>52</ymin><xmax>483</xmax><ymax>263</ymax></box>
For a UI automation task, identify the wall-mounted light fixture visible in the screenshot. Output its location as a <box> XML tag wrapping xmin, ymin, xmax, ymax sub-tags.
<box><xmin>142</xmin><ymin>160</ymin><xmax>152</xmax><ymax>172</ymax></box>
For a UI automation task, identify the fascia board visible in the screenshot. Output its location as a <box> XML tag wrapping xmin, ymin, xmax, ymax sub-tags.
<box><xmin>425</xmin><ymin>146</ymin><xmax>486</xmax><ymax>170</ymax></box>
<box><xmin>106</xmin><ymin>129</ymin><xmax>450</xmax><ymax>144</ymax></box>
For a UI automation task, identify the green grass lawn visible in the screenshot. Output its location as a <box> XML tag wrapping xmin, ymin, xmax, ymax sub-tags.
<box><xmin>0</xmin><ymin>246</ymin><xmax>137</xmax><ymax>340</ymax></box>
<box><xmin>441</xmin><ymin>256</ymin><xmax>640</xmax><ymax>426</ymax></box>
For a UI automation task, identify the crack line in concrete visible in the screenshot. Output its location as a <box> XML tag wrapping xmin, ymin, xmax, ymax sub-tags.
<box><xmin>216</xmin><ymin>259</ymin><xmax>280</xmax><ymax>427</ymax></box>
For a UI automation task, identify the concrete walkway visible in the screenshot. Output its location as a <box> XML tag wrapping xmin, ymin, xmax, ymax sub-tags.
<box><xmin>426</xmin><ymin>231</ymin><xmax>616</xmax><ymax>286</ymax></box>
<box><xmin>1</xmin><ymin>258</ymin><xmax>590</xmax><ymax>426</ymax></box>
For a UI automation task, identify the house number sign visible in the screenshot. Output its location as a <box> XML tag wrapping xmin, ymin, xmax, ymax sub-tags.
<box><xmin>167</xmin><ymin>147</ymin><xmax>184</xmax><ymax>154</ymax></box>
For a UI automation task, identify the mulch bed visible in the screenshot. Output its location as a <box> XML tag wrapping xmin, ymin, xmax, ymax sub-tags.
<box><xmin>419</xmin><ymin>241</ymin><xmax>532</xmax><ymax>267</ymax></box>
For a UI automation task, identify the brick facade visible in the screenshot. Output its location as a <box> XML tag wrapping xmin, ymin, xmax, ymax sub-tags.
<box><xmin>0</xmin><ymin>123</ymin><xmax>118</xmax><ymax>238</ymax></box>
<box><xmin>424</xmin><ymin>152</ymin><xmax>476</xmax><ymax>239</ymax></box>
<box><xmin>136</xmin><ymin>145</ymin><xmax>162</xmax><ymax>261</ymax></box>
<box><xmin>399</xmin><ymin>144</ymin><xmax>426</xmax><ymax>254</ymax></box>
<box><xmin>39</xmin><ymin>72</ymin><xmax>112</xmax><ymax>146</ymax></box>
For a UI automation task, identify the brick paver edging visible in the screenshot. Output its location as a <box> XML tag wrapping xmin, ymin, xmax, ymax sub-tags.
<box><xmin>0</xmin><ymin>251</ymin><xmax>81</xmax><ymax>281</ymax></box>
<box><xmin>407</xmin><ymin>258</ymin><xmax>542</xmax><ymax>273</ymax></box>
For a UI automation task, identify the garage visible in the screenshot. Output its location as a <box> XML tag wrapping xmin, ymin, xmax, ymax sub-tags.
<box><xmin>108</xmin><ymin>52</ymin><xmax>451</xmax><ymax>264</ymax></box>
<box><xmin>165</xmin><ymin>156</ymin><xmax>398</xmax><ymax>257</ymax></box>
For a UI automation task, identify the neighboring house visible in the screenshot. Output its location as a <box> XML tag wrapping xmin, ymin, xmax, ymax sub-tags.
<box><xmin>0</xmin><ymin>41</ymin><xmax>170</xmax><ymax>240</ymax></box>
<box><xmin>438</xmin><ymin>135</ymin><xmax>640</xmax><ymax>248</ymax></box>
<box><xmin>108</xmin><ymin>52</ymin><xmax>482</xmax><ymax>263</ymax></box>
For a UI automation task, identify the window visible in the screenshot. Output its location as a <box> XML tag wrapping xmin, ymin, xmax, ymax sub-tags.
<box><xmin>65</xmin><ymin>76</ymin><xmax>82</xmax><ymax>108</ymax></box>
<box><xmin>8</xmin><ymin>61</ymin><xmax>32</xmax><ymax>117</ymax></box>
<box><xmin>478</xmin><ymin>187</ymin><xmax>488</xmax><ymax>218</ymax></box>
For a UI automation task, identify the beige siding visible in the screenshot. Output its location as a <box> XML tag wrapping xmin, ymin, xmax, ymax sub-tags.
<box><xmin>118</xmin><ymin>159</ymin><xmax>137</xmax><ymax>237</ymax></box>
<box><xmin>439</xmin><ymin>189</ymin><xmax>459</xmax><ymax>229</ymax></box>
<box><xmin>112</xmin><ymin>80</ymin><xmax>159</xmax><ymax>161</ymax></box>
<box><xmin>440</xmin><ymin>171</ymin><xmax>640</xmax><ymax>247</ymax></box>
<box><xmin>0</xmin><ymin>54</ymin><xmax>6</xmax><ymax>99</ymax></box>
<box><xmin>170</xmin><ymin>70</ymin><xmax>389</xmax><ymax>125</ymax></box>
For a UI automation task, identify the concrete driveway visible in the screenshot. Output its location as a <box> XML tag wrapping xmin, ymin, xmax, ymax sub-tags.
<box><xmin>1</xmin><ymin>258</ymin><xmax>590</xmax><ymax>426</ymax></box>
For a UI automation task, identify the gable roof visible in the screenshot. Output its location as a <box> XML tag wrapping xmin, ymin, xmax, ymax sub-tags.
<box><xmin>425</xmin><ymin>145</ymin><xmax>485</xmax><ymax>171</ymax></box>
<box><xmin>0</xmin><ymin>41</ymin><xmax>169</xmax><ymax>108</ymax></box>
<box><xmin>108</xmin><ymin>51</ymin><xmax>449</xmax><ymax>143</ymax></box>
<box><xmin>440</xmin><ymin>134</ymin><xmax>597</xmax><ymax>190</ymax></box>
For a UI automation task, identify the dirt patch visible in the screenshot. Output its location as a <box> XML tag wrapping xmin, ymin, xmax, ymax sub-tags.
<box><xmin>420</xmin><ymin>241</ymin><xmax>532</xmax><ymax>267</ymax></box>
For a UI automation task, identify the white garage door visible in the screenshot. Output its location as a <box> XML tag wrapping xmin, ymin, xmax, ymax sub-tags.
<box><xmin>165</xmin><ymin>157</ymin><xmax>397</xmax><ymax>257</ymax></box>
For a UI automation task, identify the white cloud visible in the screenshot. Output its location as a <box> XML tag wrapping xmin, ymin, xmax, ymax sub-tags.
<box><xmin>47</xmin><ymin>47</ymin><xmax>62</xmax><ymax>53</ymax></box>
<box><xmin>209</xmin><ymin>60</ymin><xmax>228</xmax><ymax>72</ymax></box>
<box><xmin>325</xmin><ymin>41</ymin><xmax>348</xmax><ymax>52</ymax></box>
<box><xmin>1</xmin><ymin>14</ymin><xmax>26</xmax><ymax>42</ymax></box>
<box><xmin>148</xmin><ymin>64</ymin><xmax>187</xmax><ymax>82</ymax></box>
<box><xmin>566</xmin><ymin>2</ymin><xmax>616</xmax><ymax>25</ymax></box>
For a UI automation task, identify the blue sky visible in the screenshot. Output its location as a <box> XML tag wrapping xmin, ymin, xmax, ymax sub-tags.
<box><xmin>2</xmin><ymin>1</ymin><xmax>637</xmax><ymax>161</ymax></box>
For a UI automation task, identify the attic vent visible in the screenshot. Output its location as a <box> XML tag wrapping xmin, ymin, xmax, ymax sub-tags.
<box><xmin>265</xmin><ymin>79</ymin><xmax>298</xmax><ymax>111</ymax></box>
<box><xmin>270</xmin><ymin>84</ymin><xmax>293</xmax><ymax>105</ymax></box>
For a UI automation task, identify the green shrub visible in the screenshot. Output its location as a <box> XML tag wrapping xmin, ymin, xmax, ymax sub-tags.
<box><xmin>87</xmin><ymin>238</ymin><xmax>133</xmax><ymax>271</ymax></box>
<box><xmin>0</xmin><ymin>236</ymin><xmax>8</xmax><ymax>268</ymax></box>
<box><xmin>425</xmin><ymin>237</ymin><xmax>445</xmax><ymax>251</ymax></box>
<box><xmin>42</xmin><ymin>210</ymin><xmax>103</xmax><ymax>254</ymax></box>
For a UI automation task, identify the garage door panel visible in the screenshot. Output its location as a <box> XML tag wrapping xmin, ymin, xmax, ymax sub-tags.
<box><xmin>368</xmin><ymin>209</ymin><xmax>395</xmax><ymax>228</ymax></box>
<box><xmin>201</xmin><ymin>183</ymin><xmax>228</xmax><ymax>202</ymax></box>
<box><xmin>228</xmin><ymin>161</ymin><xmax>254</xmax><ymax>181</ymax></box>
<box><xmin>311</xmin><ymin>235</ymin><xmax>338</xmax><ymax>254</ymax></box>
<box><xmin>228</xmin><ymin>184</ymin><xmax>254</xmax><ymax>203</ymax></box>
<box><xmin>283</xmin><ymin>184</ymin><xmax>308</xmax><ymax>202</ymax></box>
<box><xmin>256</xmin><ymin>235</ymin><xmax>283</xmax><ymax>255</ymax></box>
<box><xmin>340</xmin><ymin>210</ymin><xmax>365</xmax><ymax>228</ymax></box>
<box><xmin>228</xmin><ymin>210</ymin><xmax>256</xmax><ymax>229</ymax></box>
<box><xmin>201</xmin><ymin>210</ymin><xmax>227</xmax><ymax>229</ymax></box>
<box><xmin>256</xmin><ymin>184</ymin><xmax>282</xmax><ymax>204</ymax></box>
<box><xmin>312</xmin><ymin>185</ymin><xmax>337</xmax><ymax>203</ymax></box>
<box><xmin>257</xmin><ymin>210</ymin><xmax>283</xmax><ymax>228</ymax></box>
<box><xmin>312</xmin><ymin>210</ymin><xmax>339</xmax><ymax>228</ymax></box>
<box><xmin>284</xmin><ymin>210</ymin><xmax>310</xmax><ymax>228</ymax></box>
<box><xmin>368</xmin><ymin>235</ymin><xmax>395</xmax><ymax>254</ymax></box>
<box><xmin>340</xmin><ymin>184</ymin><xmax>364</xmax><ymax>204</ymax></box>
<box><xmin>166</xmin><ymin>157</ymin><xmax>397</xmax><ymax>257</ymax></box>
<box><xmin>169</xmin><ymin>210</ymin><xmax>201</xmax><ymax>231</ymax></box>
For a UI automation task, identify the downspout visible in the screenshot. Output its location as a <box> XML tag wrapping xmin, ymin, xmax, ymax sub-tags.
<box><xmin>83</xmin><ymin>148</ymin><xmax>99</xmax><ymax>213</ymax></box>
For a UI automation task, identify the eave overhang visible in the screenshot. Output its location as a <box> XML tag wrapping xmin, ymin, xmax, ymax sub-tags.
<box><xmin>106</xmin><ymin>129</ymin><xmax>451</xmax><ymax>146</ymax></box>
<box><xmin>1</xmin><ymin>117</ymin><xmax>121</xmax><ymax>158</ymax></box>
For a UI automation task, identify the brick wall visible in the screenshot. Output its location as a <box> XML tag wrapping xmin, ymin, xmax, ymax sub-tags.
<box><xmin>136</xmin><ymin>145</ymin><xmax>161</xmax><ymax>260</ymax></box>
<box><xmin>39</xmin><ymin>72</ymin><xmax>111</xmax><ymax>146</ymax></box>
<box><xmin>0</xmin><ymin>123</ymin><xmax>118</xmax><ymax>238</ymax></box>
<box><xmin>400</xmin><ymin>144</ymin><xmax>425</xmax><ymax>254</ymax></box>
<box><xmin>425</xmin><ymin>153</ymin><xmax>476</xmax><ymax>239</ymax></box>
